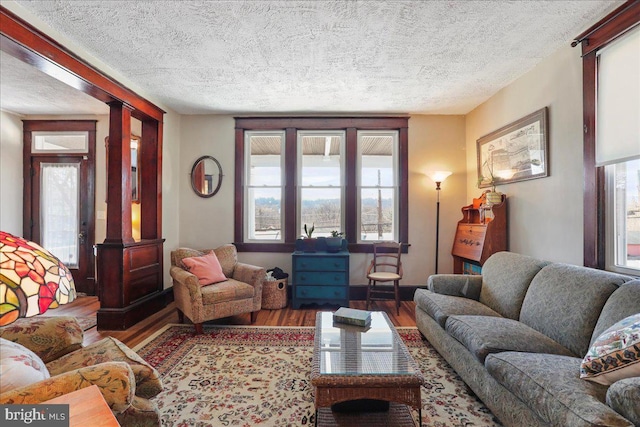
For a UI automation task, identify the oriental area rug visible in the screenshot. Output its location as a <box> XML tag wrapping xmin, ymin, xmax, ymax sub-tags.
<box><xmin>135</xmin><ymin>324</ymin><xmax>501</xmax><ymax>427</ymax></box>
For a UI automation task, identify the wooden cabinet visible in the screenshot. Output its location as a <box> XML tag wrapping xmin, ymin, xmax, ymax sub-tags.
<box><xmin>451</xmin><ymin>192</ymin><xmax>507</xmax><ymax>274</ymax></box>
<box><xmin>292</xmin><ymin>239</ymin><xmax>349</xmax><ymax>309</ymax></box>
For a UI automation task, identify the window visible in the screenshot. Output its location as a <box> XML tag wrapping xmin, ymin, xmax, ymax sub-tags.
<box><xmin>235</xmin><ymin>117</ymin><xmax>409</xmax><ymax>253</ymax></box>
<box><xmin>244</xmin><ymin>131</ymin><xmax>285</xmax><ymax>241</ymax></box>
<box><xmin>298</xmin><ymin>131</ymin><xmax>345</xmax><ymax>237</ymax></box>
<box><xmin>358</xmin><ymin>131</ymin><xmax>399</xmax><ymax>242</ymax></box>
<box><xmin>598</xmin><ymin>25</ymin><xmax>640</xmax><ymax>274</ymax></box>
<box><xmin>576</xmin><ymin>2</ymin><xmax>640</xmax><ymax>271</ymax></box>
<box><xmin>607</xmin><ymin>160</ymin><xmax>640</xmax><ymax>274</ymax></box>
<box><xmin>32</xmin><ymin>131</ymin><xmax>89</xmax><ymax>153</ymax></box>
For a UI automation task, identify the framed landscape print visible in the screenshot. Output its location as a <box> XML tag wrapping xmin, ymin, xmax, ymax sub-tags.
<box><xmin>477</xmin><ymin>107</ymin><xmax>548</xmax><ymax>188</ymax></box>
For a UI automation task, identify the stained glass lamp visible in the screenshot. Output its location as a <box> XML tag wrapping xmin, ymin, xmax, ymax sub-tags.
<box><xmin>0</xmin><ymin>231</ymin><xmax>76</xmax><ymax>326</ymax></box>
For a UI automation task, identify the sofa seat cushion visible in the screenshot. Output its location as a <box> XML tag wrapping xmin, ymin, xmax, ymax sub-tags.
<box><xmin>606</xmin><ymin>377</ymin><xmax>640</xmax><ymax>426</ymax></box>
<box><xmin>201</xmin><ymin>279</ymin><xmax>254</xmax><ymax>305</ymax></box>
<box><xmin>446</xmin><ymin>315</ymin><xmax>575</xmax><ymax>363</ymax></box>
<box><xmin>46</xmin><ymin>337</ymin><xmax>162</xmax><ymax>399</ymax></box>
<box><xmin>414</xmin><ymin>289</ymin><xmax>502</xmax><ymax>328</ymax></box>
<box><xmin>486</xmin><ymin>352</ymin><xmax>633</xmax><ymax>427</ymax></box>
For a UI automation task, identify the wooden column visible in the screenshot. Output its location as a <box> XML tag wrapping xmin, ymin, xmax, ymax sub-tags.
<box><xmin>97</xmin><ymin>105</ymin><xmax>166</xmax><ymax>330</ymax></box>
<box><xmin>105</xmin><ymin>101</ymin><xmax>134</xmax><ymax>244</ymax></box>
<box><xmin>140</xmin><ymin>119</ymin><xmax>162</xmax><ymax>240</ymax></box>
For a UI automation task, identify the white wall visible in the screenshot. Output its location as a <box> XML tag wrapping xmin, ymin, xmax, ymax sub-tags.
<box><xmin>465</xmin><ymin>44</ymin><xmax>584</xmax><ymax>264</ymax></box>
<box><xmin>0</xmin><ymin>110</ymin><xmax>23</xmax><ymax>235</ymax></box>
<box><xmin>161</xmin><ymin>111</ymin><xmax>182</xmax><ymax>288</ymax></box>
<box><xmin>177</xmin><ymin>114</ymin><xmax>468</xmax><ymax>286</ymax></box>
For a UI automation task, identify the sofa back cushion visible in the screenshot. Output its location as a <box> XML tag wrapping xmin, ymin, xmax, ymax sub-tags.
<box><xmin>520</xmin><ymin>263</ymin><xmax>631</xmax><ymax>357</ymax></box>
<box><xmin>591</xmin><ymin>279</ymin><xmax>640</xmax><ymax>344</ymax></box>
<box><xmin>478</xmin><ymin>252</ymin><xmax>550</xmax><ymax>320</ymax></box>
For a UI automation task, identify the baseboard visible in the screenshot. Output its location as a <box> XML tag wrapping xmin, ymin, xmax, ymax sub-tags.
<box><xmin>284</xmin><ymin>284</ymin><xmax>422</xmax><ymax>302</ymax></box>
<box><xmin>348</xmin><ymin>284</ymin><xmax>422</xmax><ymax>301</ymax></box>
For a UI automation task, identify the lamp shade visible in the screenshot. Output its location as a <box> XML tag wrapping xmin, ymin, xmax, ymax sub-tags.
<box><xmin>0</xmin><ymin>231</ymin><xmax>76</xmax><ymax>326</ymax></box>
<box><xmin>427</xmin><ymin>171</ymin><xmax>452</xmax><ymax>183</ymax></box>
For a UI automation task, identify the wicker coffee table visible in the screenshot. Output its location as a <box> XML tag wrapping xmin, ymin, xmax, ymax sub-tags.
<box><xmin>311</xmin><ymin>311</ymin><xmax>424</xmax><ymax>426</ymax></box>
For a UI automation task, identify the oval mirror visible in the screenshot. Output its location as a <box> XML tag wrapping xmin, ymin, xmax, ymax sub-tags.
<box><xmin>191</xmin><ymin>155</ymin><xmax>223</xmax><ymax>198</ymax></box>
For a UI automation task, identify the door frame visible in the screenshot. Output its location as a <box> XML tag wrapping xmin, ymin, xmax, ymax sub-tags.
<box><xmin>23</xmin><ymin>120</ymin><xmax>97</xmax><ymax>295</ymax></box>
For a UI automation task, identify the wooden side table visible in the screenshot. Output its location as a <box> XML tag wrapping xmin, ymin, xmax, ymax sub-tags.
<box><xmin>43</xmin><ymin>385</ymin><xmax>120</xmax><ymax>427</ymax></box>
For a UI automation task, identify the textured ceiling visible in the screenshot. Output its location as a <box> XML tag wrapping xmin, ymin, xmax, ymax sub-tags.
<box><xmin>2</xmin><ymin>0</ymin><xmax>624</xmax><ymax>115</ymax></box>
<box><xmin>0</xmin><ymin>51</ymin><xmax>109</xmax><ymax>115</ymax></box>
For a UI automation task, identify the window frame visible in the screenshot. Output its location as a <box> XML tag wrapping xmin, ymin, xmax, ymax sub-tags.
<box><xmin>575</xmin><ymin>1</ymin><xmax>640</xmax><ymax>269</ymax></box>
<box><xmin>234</xmin><ymin>117</ymin><xmax>409</xmax><ymax>253</ymax></box>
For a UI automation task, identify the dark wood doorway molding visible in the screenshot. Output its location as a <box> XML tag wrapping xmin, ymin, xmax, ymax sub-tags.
<box><xmin>1</xmin><ymin>6</ymin><xmax>167</xmax><ymax>330</ymax></box>
<box><xmin>573</xmin><ymin>0</ymin><xmax>640</xmax><ymax>268</ymax></box>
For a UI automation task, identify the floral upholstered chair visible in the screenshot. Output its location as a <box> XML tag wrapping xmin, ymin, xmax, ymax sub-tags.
<box><xmin>0</xmin><ymin>316</ymin><xmax>162</xmax><ymax>427</ymax></box>
<box><xmin>170</xmin><ymin>244</ymin><xmax>265</xmax><ymax>334</ymax></box>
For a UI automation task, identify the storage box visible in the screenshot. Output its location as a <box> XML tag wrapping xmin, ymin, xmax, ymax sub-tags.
<box><xmin>262</xmin><ymin>278</ymin><xmax>288</xmax><ymax>309</ymax></box>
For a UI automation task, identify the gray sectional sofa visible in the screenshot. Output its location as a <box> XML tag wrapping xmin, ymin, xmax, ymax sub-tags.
<box><xmin>414</xmin><ymin>251</ymin><xmax>640</xmax><ymax>427</ymax></box>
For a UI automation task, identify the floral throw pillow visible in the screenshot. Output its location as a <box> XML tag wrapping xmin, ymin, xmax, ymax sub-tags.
<box><xmin>182</xmin><ymin>250</ymin><xmax>227</xmax><ymax>286</ymax></box>
<box><xmin>0</xmin><ymin>338</ymin><xmax>50</xmax><ymax>393</ymax></box>
<box><xmin>580</xmin><ymin>313</ymin><xmax>640</xmax><ymax>385</ymax></box>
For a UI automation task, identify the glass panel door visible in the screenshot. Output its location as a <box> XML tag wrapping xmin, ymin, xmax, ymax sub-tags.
<box><xmin>40</xmin><ymin>163</ymin><xmax>80</xmax><ymax>268</ymax></box>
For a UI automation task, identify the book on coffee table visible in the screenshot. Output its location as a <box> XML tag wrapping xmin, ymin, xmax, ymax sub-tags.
<box><xmin>332</xmin><ymin>307</ymin><xmax>372</xmax><ymax>327</ymax></box>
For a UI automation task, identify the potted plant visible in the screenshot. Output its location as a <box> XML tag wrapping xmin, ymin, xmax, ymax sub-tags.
<box><xmin>479</xmin><ymin>159</ymin><xmax>503</xmax><ymax>206</ymax></box>
<box><xmin>300</xmin><ymin>223</ymin><xmax>316</xmax><ymax>252</ymax></box>
<box><xmin>326</xmin><ymin>230</ymin><xmax>345</xmax><ymax>253</ymax></box>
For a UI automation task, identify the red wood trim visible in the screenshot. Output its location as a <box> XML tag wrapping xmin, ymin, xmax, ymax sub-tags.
<box><xmin>345</xmin><ymin>128</ymin><xmax>358</xmax><ymax>244</ymax></box>
<box><xmin>140</xmin><ymin>119</ymin><xmax>161</xmax><ymax>240</ymax></box>
<box><xmin>284</xmin><ymin>128</ymin><xmax>297</xmax><ymax>243</ymax></box>
<box><xmin>105</xmin><ymin>102</ymin><xmax>134</xmax><ymax>244</ymax></box>
<box><xmin>0</xmin><ymin>6</ymin><xmax>165</xmax><ymax>121</ymax></box>
<box><xmin>235</xmin><ymin>117</ymin><xmax>410</xmax><ymax>130</ymax></box>
<box><xmin>578</xmin><ymin>2</ymin><xmax>638</xmax><ymax>269</ymax></box>
<box><xmin>234</xmin><ymin>128</ymin><xmax>245</xmax><ymax>243</ymax></box>
<box><xmin>23</xmin><ymin>120</ymin><xmax>98</xmax><ymax>132</ymax></box>
<box><xmin>573</xmin><ymin>1</ymin><xmax>640</xmax><ymax>56</ymax></box>
<box><xmin>22</xmin><ymin>128</ymin><xmax>32</xmax><ymax>239</ymax></box>
<box><xmin>398</xmin><ymin>126</ymin><xmax>409</xmax><ymax>245</ymax></box>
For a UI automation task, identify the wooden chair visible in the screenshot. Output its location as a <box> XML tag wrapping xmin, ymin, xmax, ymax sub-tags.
<box><xmin>366</xmin><ymin>242</ymin><xmax>403</xmax><ymax>315</ymax></box>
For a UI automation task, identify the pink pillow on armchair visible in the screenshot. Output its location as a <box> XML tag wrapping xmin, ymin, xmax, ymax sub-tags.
<box><xmin>182</xmin><ymin>251</ymin><xmax>227</xmax><ymax>285</ymax></box>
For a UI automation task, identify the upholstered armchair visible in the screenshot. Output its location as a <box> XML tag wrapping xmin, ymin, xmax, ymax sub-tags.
<box><xmin>170</xmin><ymin>244</ymin><xmax>265</xmax><ymax>334</ymax></box>
<box><xmin>0</xmin><ymin>316</ymin><xmax>162</xmax><ymax>427</ymax></box>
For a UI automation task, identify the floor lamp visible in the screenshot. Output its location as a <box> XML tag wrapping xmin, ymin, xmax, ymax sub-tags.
<box><xmin>427</xmin><ymin>171</ymin><xmax>452</xmax><ymax>274</ymax></box>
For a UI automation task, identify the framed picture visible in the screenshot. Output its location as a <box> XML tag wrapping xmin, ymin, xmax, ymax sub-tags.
<box><xmin>477</xmin><ymin>107</ymin><xmax>548</xmax><ymax>188</ymax></box>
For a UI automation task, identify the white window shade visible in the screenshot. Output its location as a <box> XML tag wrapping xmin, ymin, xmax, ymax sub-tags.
<box><xmin>596</xmin><ymin>25</ymin><xmax>640</xmax><ymax>166</ymax></box>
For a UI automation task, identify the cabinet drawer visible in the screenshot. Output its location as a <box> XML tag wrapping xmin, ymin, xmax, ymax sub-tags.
<box><xmin>452</xmin><ymin>224</ymin><xmax>487</xmax><ymax>261</ymax></box>
<box><xmin>296</xmin><ymin>271</ymin><xmax>348</xmax><ymax>285</ymax></box>
<box><xmin>294</xmin><ymin>257</ymin><xmax>347</xmax><ymax>271</ymax></box>
<box><xmin>295</xmin><ymin>285</ymin><xmax>347</xmax><ymax>300</ymax></box>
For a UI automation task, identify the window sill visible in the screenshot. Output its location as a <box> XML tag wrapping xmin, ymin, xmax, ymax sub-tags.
<box><xmin>234</xmin><ymin>242</ymin><xmax>409</xmax><ymax>254</ymax></box>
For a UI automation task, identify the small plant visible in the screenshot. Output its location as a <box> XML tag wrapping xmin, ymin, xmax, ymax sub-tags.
<box><xmin>330</xmin><ymin>230</ymin><xmax>344</xmax><ymax>238</ymax></box>
<box><xmin>303</xmin><ymin>223</ymin><xmax>315</xmax><ymax>239</ymax></box>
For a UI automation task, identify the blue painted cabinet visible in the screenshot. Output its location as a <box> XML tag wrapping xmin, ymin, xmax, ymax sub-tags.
<box><xmin>292</xmin><ymin>242</ymin><xmax>349</xmax><ymax>309</ymax></box>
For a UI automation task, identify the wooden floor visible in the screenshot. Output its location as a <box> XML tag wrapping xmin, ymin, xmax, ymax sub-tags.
<box><xmin>49</xmin><ymin>296</ymin><xmax>417</xmax><ymax>348</ymax></box>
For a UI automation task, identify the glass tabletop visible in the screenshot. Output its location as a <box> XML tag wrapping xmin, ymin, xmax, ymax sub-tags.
<box><xmin>316</xmin><ymin>311</ymin><xmax>417</xmax><ymax>376</ymax></box>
